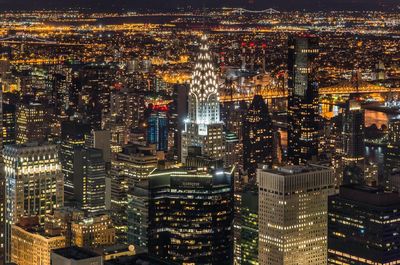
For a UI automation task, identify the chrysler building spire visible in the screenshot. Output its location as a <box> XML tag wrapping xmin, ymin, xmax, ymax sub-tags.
<box><xmin>181</xmin><ymin>34</ymin><xmax>224</xmax><ymax>163</ymax></box>
<box><xmin>189</xmin><ymin>34</ymin><xmax>220</xmax><ymax>125</ymax></box>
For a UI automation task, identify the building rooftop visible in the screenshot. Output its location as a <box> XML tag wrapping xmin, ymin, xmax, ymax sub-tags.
<box><xmin>105</xmin><ymin>253</ymin><xmax>172</xmax><ymax>265</ymax></box>
<box><xmin>337</xmin><ymin>185</ymin><xmax>400</xmax><ymax>207</ymax></box>
<box><xmin>52</xmin><ymin>246</ymin><xmax>101</xmax><ymax>260</ymax></box>
<box><xmin>259</xmin><ymin>164</ymin><xmax>331</xmax><ymax>176</ymax></box>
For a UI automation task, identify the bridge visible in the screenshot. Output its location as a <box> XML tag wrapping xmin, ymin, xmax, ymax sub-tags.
<box><xmin>231</xmin><ymin>8</ymin><xmax>280</xmax><ymax>15</ymax></box>
<box><xmin>0</xmin><ymin>33</ymin><xmax>58</xmax><ymax>44</ymax></box>
<box><xmin>0</xmin><ymin>33</ymin><xmax>84</xmax><ymax>46</ymax></box>
<box><xmin>219</xmin><ymin>81</ymin><xmax>400</xmax><ymax>102</ymax></box>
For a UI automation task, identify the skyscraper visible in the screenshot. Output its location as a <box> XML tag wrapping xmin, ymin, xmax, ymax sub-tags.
<box><xmin>148</xmin><ymin>167</ymin><xmax>234</xmax><ymax>264</ymax></box>
<box><xmin>4</xmin><ymin>143</ymin><xmax>63</xmax><ymax>261</ymax></box>
<box><xmin>287</xmin><ymin>35</ymin><xmax>320</xmax><ymax>165</ymax></box>
<box><xmin>2</xmin><ymin>103</ymin><xmax>16</xmax><ymax>145</ymax></box>
<box><xmin>328</xmin><ymin>185</ymin><xmax>400</xmax><ymax>264</ymax></box>
<box><xmin>110</xmin><ymin>144</ymin><xmax>157</xmax><ymax>243</ymax></box>
<box><xmin>243</xmin><ymin>95</ymin><xmax>273</xmax><ymax>181</ymax></box>
<box><xmin>181</xmin><ymin>35</ymin><xmax>225</xmax><ymax>163</ymax></box>
<box><xmin>385</xmin><ymin>118</ymin><xmax>400</xmax><ymax>190</ymax></box>
<box><xmin>342</xmin><ymin>99</ymin><xmax>365</xmax><ymax>184</ymax></box>
<box><xmin>4</xmin><ymin>143</ymin><xmax>64</xmax><ymax>224</ymax></box>
<box><xmin>16</xmin><ymin>102</ymin><xmax>47</xmax><ymax>144</ymax></box>
<box><xmin>73</xmin><ymin>147</ymin><xmax>106</xmax><ymax>215</ymax></box>
<box><xmin>240</xmin><ymin>185</ymin><xmax>259</xmax><ymax>265</ymax></box>
<box><xmin>59</xmin><ymin>120</ymin><xmax>91</xmax><ymax>197</ymax></box>
<box><xmin>258</xmin><ymin>165</ymin><xmax>334</xmax><ymax>264</ymax></box>
<box><xmin>126</xmin><ymin>181</ymin><xmax>149</xmax><ymax>251</ymax></box>
<box><xmin>146</xmin><ymin>105</ymin><xmax>168</xmax><ymax>152</ymax></box>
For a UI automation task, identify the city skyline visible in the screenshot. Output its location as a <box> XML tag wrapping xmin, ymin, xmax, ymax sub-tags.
<box><xmin>0</xmin><ymin>2</ymin><xmax>398</xmax><ymax>265</ymax></box>
<box><xmin>0</xmin><ymin>0</ymin><xmax>399</xmax><ymax>11</ymax></box>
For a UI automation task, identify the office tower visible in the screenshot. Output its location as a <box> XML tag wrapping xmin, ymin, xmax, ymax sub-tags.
<box><xmin>126</xmin><ymin>181</ymin><xmax>149</xmax><ymax>251</ymax></box>
<box><xmin>240</xmin><ymin>185</ymin><xmax>259</xmax><ymax>265</ymax></box>
<box><xmin>11</xmin><ymin>217</ymin><xmax>65</xmax><ymax>265</ymax></box>
<box><xmin>0</xmin><ymin>89</ymin><xmax>4</xmax><ymax>265</ymax></box>
<box><xmin>110</xmin><ymin>144</ymin><xmax>157</xmax><ymax>243</ymax></box>
<box><xmin>77</xmin><ymin>65</ymin><xmax>113</xmax><ymax>130</ymax></box>
<box><xmin>148</xmin><ymin>167</ymin><xmax>234</xmax><ymax>264</ymax></box>
<box><xmin>385</xmin><ymin>118</ymin><xmax>400</xmax><ymax>189</ymax></box>
<box><xmin>342</xmin><ymin>99</ymin><xmax>365</xmax><ymax>184</ymax></box>
<box><xmin>85</xmin><ymin>130</ymin><xmax>112</xmax><ymax>165</ymax></box>
<box><xmin>328</xmin><ymin>185</ymin><xmax>400</xmax><ymax>264</ymax></box>
<box><xmin>60</xmin><ymin>120</ymin><xmax>91</xmax><ymax>197</ymax></box>
<box><xmin>71</xmin><ymin>214</ymin><xmax>115</xmax><ymax>249</ymax></box>
<box><xmin>4</xmin><ymin>143</ymin><xmax>63</xmax><ymax>224</ymax></box>
<box><xmin>2</xmin><ymin>103</ymin><xmax>16</xmax><ymax>145</ymax></box>
<box><xmin>173</xmin><ymin>84</ymin><xmax>189</xmax><ymax>161</ymax></box>
<box><xmin>16</xmin><ymin>102</ymin><xmax>47</xmax><ymax>144</ymax></box>
<box><xmin>73</xmin><ymin>148</ymin><xmax>106</xmax><ymax>215</ymax></box>
<box><xmin>287</xmin><ymin>35</ymin><xmax>320</xmax><ymax>165</ymax></box>
<box><xmin>51</xmin><ymin>246</ymin><xmax>103</xmax><ymax>265</ymax></box>
<box><xmin>223</xmin><ymin>100</ymin><xmax>247</xmax><ymax>172</ymax></box>
<box><xmin>181</xmin><ymin>35</ymin><xmax>225</xmax><ymax>163</ymax></box>
<box><xmin>84</xmin><ymin>131</ymin><xmax>112</xmax><ymax>210</ymax></box>
<box><xmin>4</xmin><ymin>143</ymin><xmax>63</xmax><ymax>261</ymax></box>
<box><xmin>146</xmin><ymin>105</ymin><xmax>168</xmax><ymax>152</ymax></box>
<box><xmin>243</xmin><ymin>95</ymin><xmax>273</xmax><ymax>181</ymax></box>
<box><xmin>258</xmin><ymin>165</ymin><xmax>334</xmax><ymax>264</ymax></box>
<box><xmin>224</xmin><ymin>131</ymin><xmax>240</xmax><ymax>169</ymax></box>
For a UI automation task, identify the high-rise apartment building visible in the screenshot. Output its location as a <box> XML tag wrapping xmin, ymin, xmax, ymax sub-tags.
<box><xmin>148</xmin><ymin>167</ymin><xmax>234</xmax><ymax>264</ymax></box>
<box><xmin>287</xmin><ymin>35</ymin><xmax>320</xmax><ymax>165</ymax></box>
<box><xmin>181</xmin><ymin>35</ymin><xmax>225</xmax><ymax>163</ymax></box>
<box><xmin>328</xmin><ymin>185</ymin><xmax>400</xmax><ymax>264</ymax></box>
<box><xmin>258</xmin><ymin>165</ymin><xmax>334</xmax><ymax>264</ymax></box>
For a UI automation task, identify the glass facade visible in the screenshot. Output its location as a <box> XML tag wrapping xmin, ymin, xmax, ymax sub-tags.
<box><xmin>148</xmin><ymin>168</ymin><xmax>234</xmax><ymax>264</ymax></box>
<box><xmin>328</xmin><ymin>185</ymin><xmax>400</xmax><ymax>264</ymax></box>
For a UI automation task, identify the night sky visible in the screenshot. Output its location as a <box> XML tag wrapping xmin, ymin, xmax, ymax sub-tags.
<box><xmin>0</xmin><ymin>0</ymin><xmax>397</xmax><ymax>11</ymax></box>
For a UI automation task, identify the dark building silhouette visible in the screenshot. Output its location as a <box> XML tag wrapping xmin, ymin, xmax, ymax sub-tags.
<box><xmin>342</xmin><ymin>100</ymin><xmax>365</xmax><ymax>185</ymax></box>
<box><xmin>243</xmin><ymin>95</ymin><xmax>273</xmax><ymax>181</ymax></box>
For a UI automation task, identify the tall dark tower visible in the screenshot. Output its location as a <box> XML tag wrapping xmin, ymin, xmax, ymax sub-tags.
<box><xmin>342</xmin><ymin>99</ymin><xmax>365</xmax><ymax>185</ymax></box>
<box><xmin>287</xmin><ymin>35</ymin><xmax>320</xmax><ymax>165</ymax></box>
<box><xmin>243</xmin><ymin>95</ymin><xmax>273</xmax><ymax>181</ymax></box>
